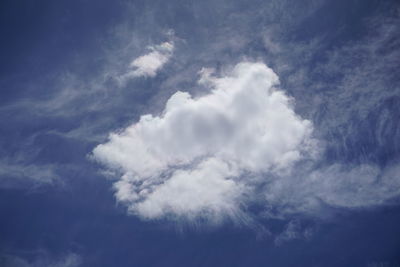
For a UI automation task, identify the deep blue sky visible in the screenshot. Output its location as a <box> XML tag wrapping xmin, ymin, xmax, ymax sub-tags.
<box><xmin>1</xmin><ymin>0</ymin><xmax>400</xmax><ymax>266</ymax></box>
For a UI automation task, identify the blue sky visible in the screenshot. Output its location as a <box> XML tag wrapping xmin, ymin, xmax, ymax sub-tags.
<box><xmin>0</xmin><ymin>0</ymin><xmax>400</xmax><ymax>266</ymax></box>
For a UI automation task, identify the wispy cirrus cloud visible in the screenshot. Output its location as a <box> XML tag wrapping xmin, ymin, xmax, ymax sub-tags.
<box><xmin>0</xmin><ymin>160</ymin><xmax>59</xmax><ymax>188</ymax></box>
<box><xmin>0</xmin><ymin>252</ymin><xmax>81</xmax><ymax>267</ymax></box>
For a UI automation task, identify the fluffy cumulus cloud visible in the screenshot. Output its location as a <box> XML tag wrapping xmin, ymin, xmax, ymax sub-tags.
<box><xmin>117</xmin><ymin>41</ymin><xmax>174</xmax><ymax>84</ymax></box>
<box><xmin>93</xmin><ymin>62</ymin><xmax>316</xmax><ymax>222</ymax></box>
<box><xmin>93</xmin><ymin>61</ymin><xmax>400</xmax><ymax>223</ymax></box>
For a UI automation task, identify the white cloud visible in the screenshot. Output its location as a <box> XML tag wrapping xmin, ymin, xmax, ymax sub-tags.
<box><xmin>93</xmin><ymin>60</ymin><xmax>400</xmax><ymax>224</ymax></box>
<box><xmin>117</xmin><ymin>41</ymin><xmax>174</xmax><ymax>83</ymax></box>
<box><xmin>93</xmin><ymin>62</ymin><xmax>316</xmax><ymax>222</ymax></box>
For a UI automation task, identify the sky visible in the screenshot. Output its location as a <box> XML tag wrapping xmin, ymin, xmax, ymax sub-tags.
<box><xmin>0</xmin><ymin>0</ymin><xmax>400</xmax><ymax>266</ymax></box>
